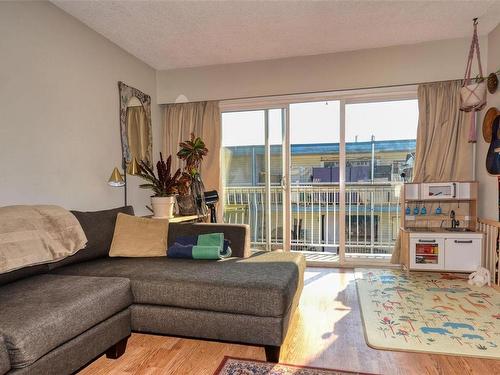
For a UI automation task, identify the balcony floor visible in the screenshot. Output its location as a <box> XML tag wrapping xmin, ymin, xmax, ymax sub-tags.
<box><xmin>251</xmin><ymin>249</ymin><xmax>392</xmax><ymax>264</ymax></box>
<box><xmin>295</xmin><ymin>251</ymin><xmax>392</xmax><ymax>264</ymax></box>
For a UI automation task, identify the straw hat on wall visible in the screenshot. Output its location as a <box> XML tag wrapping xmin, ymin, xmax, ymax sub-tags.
<box><xmin>482</xmin><ymin>107</ymin><xmax>500</xmax><ymax>142</ymax></box>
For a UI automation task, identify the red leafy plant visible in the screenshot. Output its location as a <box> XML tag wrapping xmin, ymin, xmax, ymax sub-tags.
<box><xmin>177</xmin><ymin>133</ymin><xmax>208</xmax><ymax>177</ymax></box>
<box><xmin>137</xmin><ymin>153</ymin><xmax>182</xmax><ymax>197</ymax></box>
<box><xmin>176</xmin><ymin>172</ymin><xmax>192</xmax><ymax>196</ymax></box>
<box><xmin>176</xmin><ymin>133</ymin><xmax>208</xmax><ymax>196</ymax></box>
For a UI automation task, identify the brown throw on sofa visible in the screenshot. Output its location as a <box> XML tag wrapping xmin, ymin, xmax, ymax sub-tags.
<box><xmin>0</xmin><ymin>205</ymin><xmax>87</xmax><ymax>274</ymax></box>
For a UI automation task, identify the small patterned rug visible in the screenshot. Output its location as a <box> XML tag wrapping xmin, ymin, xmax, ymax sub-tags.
<box><xmin>355</xmin><ymin>268</ymin><xmax>500</xmax><ymax>359</ymax></box>
<box><xmin>214</xmin><ymin>357</ymin><xmax>371</xmax><ymax>375</ymax></box>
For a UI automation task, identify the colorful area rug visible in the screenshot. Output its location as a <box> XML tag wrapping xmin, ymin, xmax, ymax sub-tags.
<box><xmin>214</xmin><ymin>357</ymin><xmax>372</xmax><ymax>375</ymax></box>
<box><xmin>355</xmin><ymin>268</ymin><xmax>500</xmax><ymax>359</ymax></box>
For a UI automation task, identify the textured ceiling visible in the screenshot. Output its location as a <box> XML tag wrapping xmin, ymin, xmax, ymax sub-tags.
<box><xmin>52</xmin><ymin>1</ymin><xmax>500</xmax><ymax>70</ymax></box>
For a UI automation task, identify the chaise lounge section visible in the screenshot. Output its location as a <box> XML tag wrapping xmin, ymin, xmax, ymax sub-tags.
<box><xmin>0</xmin><ymin>207</ymin><xmax>305</xmax><ymax>374</ymax></box>
<box><xmin>53</xmin><ymin>250</ymin><xmax>304</xmax><ymax>362</ymax></box>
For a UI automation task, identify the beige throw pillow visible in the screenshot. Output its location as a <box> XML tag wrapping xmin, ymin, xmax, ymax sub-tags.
<box><xmin>109</xmin><ymin>213</ymin><xmax>168</xmax><ymax>257</ymax></box>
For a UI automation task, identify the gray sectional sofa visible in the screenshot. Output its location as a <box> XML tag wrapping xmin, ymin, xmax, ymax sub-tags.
<box><xmin>0</xmin><ymin>207</ymin><xmax>305</xmax><ymax>374</ymax></box>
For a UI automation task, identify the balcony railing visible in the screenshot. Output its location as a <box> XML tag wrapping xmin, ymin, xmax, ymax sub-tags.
<box><xmin>224</xmin><ymin>183</ymin><xmax>402</xmax><ymax>256</ymax></box>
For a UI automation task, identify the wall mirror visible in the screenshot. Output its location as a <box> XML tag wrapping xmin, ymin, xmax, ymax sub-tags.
<box><xmin>118</xmin><ymin>81</ymin><xmax>152</xmax><ymax>167</ymax></box>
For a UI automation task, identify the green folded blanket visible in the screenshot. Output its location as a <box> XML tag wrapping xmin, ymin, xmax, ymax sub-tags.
<box><xmin>193</xmin><ymin>232</ymin><xmax>222</xmax><ymax>259</ymax></box>
<box><xmin>168</xmin><ymin>233</ymin><xmax>232</xmax><ymax>260</ymax></box>
<box><xmin>191</xmin><ymin>246</ymin><xmax>222</xmax><ymax>259</ymax></box>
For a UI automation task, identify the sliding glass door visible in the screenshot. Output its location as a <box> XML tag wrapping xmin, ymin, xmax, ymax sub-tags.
<box><xmin>289</xmin><ymin>101</ymin><xmax>341</xmax><ymax>261</ymax></box>
<box><xmin>344</xmin><ymin>100</ymin><xmax>418</xmax><ymax>261</ymax></box>
<box><xmin>221</xmin><ymin>92</ymin><xmax>417</xmax><ymax>264</ymax></box>
<box><xmin>222</xmin><ymin>108</ymin><xmax>287</xmax><ymax>251</ymax></box>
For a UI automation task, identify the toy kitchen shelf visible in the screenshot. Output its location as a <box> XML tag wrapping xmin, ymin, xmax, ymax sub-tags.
<box><xmin>400</xmin><ymin>181</ymin><xmax>483</xmax><ymax>272</ymax></box>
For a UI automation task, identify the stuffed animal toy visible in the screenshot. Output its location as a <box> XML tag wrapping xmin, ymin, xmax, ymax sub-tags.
<box><xmin>468</xmin><ymin>266</ymin><xmax>491</xmax><ymax>287</ymax></box>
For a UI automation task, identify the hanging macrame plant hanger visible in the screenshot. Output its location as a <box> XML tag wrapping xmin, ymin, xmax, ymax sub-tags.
<box><xmin>460</xmin><ymin>18</ymin><xmax>487</xmax><ymax>143</ymax></box>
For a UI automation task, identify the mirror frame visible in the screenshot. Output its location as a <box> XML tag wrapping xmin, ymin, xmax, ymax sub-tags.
<box><xmin>118</xmin><ymin>81</ymin><xmax>153</xmax><ymax>166</ymax></box>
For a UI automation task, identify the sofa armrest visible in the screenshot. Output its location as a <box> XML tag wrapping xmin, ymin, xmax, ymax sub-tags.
<box><xmin>168</xmin><ymin>223</ymin><xmax>251</xmax><ymax>258</ymax></box>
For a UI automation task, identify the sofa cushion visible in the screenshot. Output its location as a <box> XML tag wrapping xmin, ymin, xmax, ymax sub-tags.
<box><xmin>0</xmin><ymin>263</ymin><xmax>48</xmax><ymax>287</ymax></box>
<box><xmin>15</xmin><ymin>310</ymin><xmax>131</xmax><ymax>375</ymax></box>
<box><xmin>109</xmin><ymin>214</ymin><xmax>169</xmax><ymax>258</ymax></box>
<box><xmin>48</xmin><ymin>206</ymin><xmax>134</xmax><ymax>269</ymax></box>
<box><xmin>0</xmin><ymin>274</ymin><xmax>132</xmax><ymax>369</ymax></box>
<box><xmin>52</xmin><ymin>251</ymin><xmax>305</xmax><ymax>318</ymax></box>
<box><xmin>0</xmin><ymin>336</ymin><xmax>9</xmax><ymax>375</ymax></box>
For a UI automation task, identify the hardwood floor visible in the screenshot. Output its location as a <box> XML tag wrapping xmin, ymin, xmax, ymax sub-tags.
<box><xmin>79</xmin><ymin>268</ymin><xmax>500</xmax><ymax>375</ymax></box>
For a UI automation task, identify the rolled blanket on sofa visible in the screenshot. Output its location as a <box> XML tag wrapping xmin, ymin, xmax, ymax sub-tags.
<box><xmin>168</xmin><ymin>233</ymin><xmax>232</xmax><ymax>259</ymax></box>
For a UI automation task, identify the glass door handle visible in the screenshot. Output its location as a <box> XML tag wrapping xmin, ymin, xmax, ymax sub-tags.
<box><xmin>281</xmin><ymin>176</ymin><xmax>287</xmax><ymax>190</ymax></box>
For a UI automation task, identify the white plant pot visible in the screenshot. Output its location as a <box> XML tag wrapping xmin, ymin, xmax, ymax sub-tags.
<box><xmin>151</xmin><ymin>196</ymin><xmax>176</xmax><ymax>219</ymax></box>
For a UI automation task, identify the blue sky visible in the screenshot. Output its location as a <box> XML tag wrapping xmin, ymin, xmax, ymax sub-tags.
<box><xmin>222</xmin><ymin>99</ymin><xmax>418</xmax><ymax>147</ymax></box>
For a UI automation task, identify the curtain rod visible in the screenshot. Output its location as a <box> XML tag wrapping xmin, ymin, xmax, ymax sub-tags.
<box><xmin>162</xmin><ymin>78</ymin><xmax>463</xmax><ymax>106</ymax></box>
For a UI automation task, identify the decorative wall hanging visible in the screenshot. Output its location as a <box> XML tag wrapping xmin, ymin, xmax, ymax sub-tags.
<box><xmin>118</xmin><ymin>81</ymin><xmax>153</xmax><ymax>167</ymax></box>
<box><xmin>483</xmin><ymin>107</ymin><xmax>500</xmax><ymax>143</ymax></box>
<box><xmin>460</xmin><ymin>18</ymin><xmax>487</xmax><ymax>143</ymax></box>
<box><xmin>487</xmin><ymin>71</ymin><xmax>499</xmax><ymax>94</ymax></box>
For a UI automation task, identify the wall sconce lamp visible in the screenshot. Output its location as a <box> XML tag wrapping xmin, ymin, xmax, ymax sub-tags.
<box><xmin>108</xmin><ymin>157</ymin><xmax>140</xmax><ymax>206</ymax></box>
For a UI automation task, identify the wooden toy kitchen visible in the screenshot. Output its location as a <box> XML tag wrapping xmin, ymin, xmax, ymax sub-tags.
<box><xmin>400</xmin><ymin>181</ymin><xmax>484</xmax><ymax>272</ymax></box>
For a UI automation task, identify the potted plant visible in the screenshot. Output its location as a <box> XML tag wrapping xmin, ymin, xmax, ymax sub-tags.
<box><xmin>137</xmin><ymin>153</ymin><xmax>182</xmax><ymax>219</ymax></box>
<box><xmin>176</xmin><ymin>171</ymin><xmax>197</xmax><ymax>215</ymax></box>
<box><xmin>176</xmin><ymin>133</ymin><xmax>208</xmax><ymax>215</ymax></box>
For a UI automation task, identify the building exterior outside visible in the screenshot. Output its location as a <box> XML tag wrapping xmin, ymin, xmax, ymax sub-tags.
<box><xmin>223</xmin><ymin>139</ymin><xmax>416</xmax><ymax>256</ymax></box>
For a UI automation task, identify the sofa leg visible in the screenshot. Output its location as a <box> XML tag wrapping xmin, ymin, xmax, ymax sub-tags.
<box><xmin>264</xmin><ymin>345</ymin><xmax>281</xmax><ymax>363</ymax></box>
<box><xmin>106</xmin><ymin>337</ymin><xmax>129</xmax><ymax>359</ymax></box>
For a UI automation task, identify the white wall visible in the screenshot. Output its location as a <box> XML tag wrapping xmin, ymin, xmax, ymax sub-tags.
<box><xmin>0</xmin><ymin>2</ymin><xmax>160</xmax><ymax>215</ymax></box>
<box><xmin>477</xmin><ymin>23</ymin><xmax>500</xmax><ymax>220</ymax></box>
<box><xmin>157</xmin><ymin>37</ymin><xmax>485</xmax><ymax>104</ymax></box>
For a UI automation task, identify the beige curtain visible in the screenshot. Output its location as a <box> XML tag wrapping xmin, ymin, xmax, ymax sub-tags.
<box><xmin>162</xmin><ymin>100</ymin><xmax>222</xmax><ymax>206</ymax></box>
<box><xmin>412</xmin><ymin>80</ymin><xmax>472</xmax><ymax>182</ymax></box>
<box><xmin>391</xmin><ymin>80</ymin><xmax>472</xmax><ymax>264</ymax></box>
<box><xmin>126</xmin><ymin>106</ymin><xmax>151</xmax><ymax>163</ymax></box>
